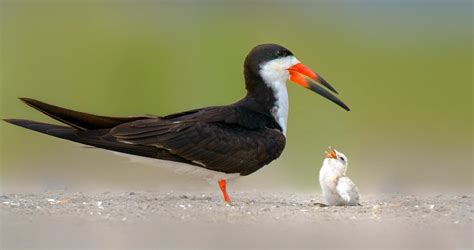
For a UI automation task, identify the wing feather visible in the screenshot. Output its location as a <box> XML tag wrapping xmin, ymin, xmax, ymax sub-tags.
<box><xmin>110</xmin><ymin>110</ymin><xmax>285</xmax><ymax>175</ymax></box>
<box><xmin>336</xmin><ymin>177</ymin><xmax>360</xmax><ymax>204</ymax></box>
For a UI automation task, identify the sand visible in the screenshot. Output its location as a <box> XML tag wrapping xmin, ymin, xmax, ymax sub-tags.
<box><xmin>1</xmin><ymin>191</ymin><xmax>472</xmax><ymax>249</ymax></box>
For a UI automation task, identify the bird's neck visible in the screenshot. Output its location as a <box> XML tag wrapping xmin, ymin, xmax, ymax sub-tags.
<box><xmin>242</xmin><ymin>74</ymin><xmax>289</xmax><ymax>135</ymax></box>
<box><xmin>322</xmin><ymin>159</ymin><xmax>347</xmax><ymax>176</ymax></box>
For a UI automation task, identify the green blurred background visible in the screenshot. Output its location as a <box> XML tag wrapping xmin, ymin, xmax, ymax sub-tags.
<box><xmin>1</xmin><ymin>0</ymin><xmax>472</xmax><ymax>193</ymax></box>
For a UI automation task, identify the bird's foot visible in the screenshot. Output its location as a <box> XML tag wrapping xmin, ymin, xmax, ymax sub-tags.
<box><xmin>218</xmin><ymin>179</ymin><xmax>231</xmax><ymax>204</ymax></box>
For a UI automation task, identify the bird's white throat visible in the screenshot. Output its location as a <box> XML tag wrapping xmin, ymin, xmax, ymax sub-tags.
<box><xmin>259</xmin><ymin>56</ymin><xmax>299</xmax><ymax>135</ymax></box>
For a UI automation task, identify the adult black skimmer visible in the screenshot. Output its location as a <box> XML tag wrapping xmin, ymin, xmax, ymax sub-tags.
<box><xmin>4</xmin><ymin>44</ymin><xmax>349</xmax><ymax>203</ymax></box>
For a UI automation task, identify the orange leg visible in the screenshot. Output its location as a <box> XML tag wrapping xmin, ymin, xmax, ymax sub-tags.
<box><xmin>218</xmin><ymin>179</ymin><xmax>231</xmax><ymax>203</ymax></box>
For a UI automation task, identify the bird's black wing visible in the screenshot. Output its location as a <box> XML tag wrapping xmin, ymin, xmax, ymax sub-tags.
<box><xmin>163</xmin><ymin>105</ymin><xmax>282</xmax><ymax>130</ymax></box>
<box><xmin>18</xmin><ymin>98</ymin><xmax>154</xmax><ymax>130</ymax></box>
<box><xmin>111</xmin><ymin>107</ymin><xmax>285</xmax><ymax>175</ymax></box>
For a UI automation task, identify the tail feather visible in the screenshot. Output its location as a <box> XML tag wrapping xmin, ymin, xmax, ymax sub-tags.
<box><xmin>3</xmin><ymin>119</ymin><xmax>191</xmax><ymax>163</ymax></box>
<box><xmin>19</xmin><ymin>98</ymin><xmax>150</xmax><ymax>130</ymax></box>
<box><xmin>3</xmin><ymin>119</ymin><xmax>75</xmax><ymax>139</ymax></box>
<box><xmin>3</xmin><ymin>98</ymin><xmax>198</xmax><ymax>165</ymax></box>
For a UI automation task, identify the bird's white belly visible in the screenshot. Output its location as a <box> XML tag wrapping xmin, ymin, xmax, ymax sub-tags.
<box><xmin>320</xmin><ymin>177</ymin><xmax>345</xmax><ymax>205</ymax></box>
<box><xmin>319</xmin><ymin>165</ymin><xmax>349</xmax><ymax>205</ymax></box>
<box><xmin>321</xmin><ymin>188</ymin><xmax>346</xmax><ymax>205</ymax></box>
<box><xmin>111</xmin><ymin>151</ymin><xmax>240</xmax><ymax>183</ymax></box>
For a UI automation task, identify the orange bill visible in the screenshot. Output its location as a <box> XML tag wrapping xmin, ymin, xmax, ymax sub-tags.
<box><xmin>325</xmin><ymin>146</ymin><xmax>337</xmax><ymax>159</ymax></box>
<box><xmin>288</xmin><ymin>62</ymin><xmax>350</xmax><ymax>111</ymax></box>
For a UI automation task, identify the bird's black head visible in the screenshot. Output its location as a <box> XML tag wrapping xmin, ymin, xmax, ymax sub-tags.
<box><xmin>244</xmin><ymin>43</ymin><xmax>294</xmax><ymax>78</ymax></box>
<box><xmin>242</xmin><ymin>43</ymin><xmax>350</xmax><ymax>112</ymax></box>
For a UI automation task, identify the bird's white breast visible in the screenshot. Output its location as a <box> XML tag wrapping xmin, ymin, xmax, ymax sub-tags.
<box><xmin>269</xmin><ymin>79</ymin><xmax>289</xmax><ymax>135</ymax></box>
<box><xmin>259</xmin><ymin>56</ymin><xmax>299</xmax><ymax>135</ymax></box>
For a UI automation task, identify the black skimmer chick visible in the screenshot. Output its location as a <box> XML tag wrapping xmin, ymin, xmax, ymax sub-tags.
<box><xmin>4</xmin><ymin>44</ymin><xmax>349</xmax><ymax>203</ymax></box>
<box><xmin>319</xmin><ymin>146</ymin><xmax>359</xmax><ymax>206</ymax></box>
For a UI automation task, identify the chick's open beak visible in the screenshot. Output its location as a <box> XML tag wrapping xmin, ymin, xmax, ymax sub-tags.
<box><xmin>325</xmin><ymin>146</ymin><xmax>337</xmax><ymax>159</ymax></box>
<box><xmin>288</xmin><ymin>62</ymin><xmax>350</xmax><ymax>111</ymax></box>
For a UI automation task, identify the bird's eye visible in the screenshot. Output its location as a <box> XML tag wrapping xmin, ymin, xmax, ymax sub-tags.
<box><xmin>276</xmin><ymin>50</ymin><xmax>287</xmax><ymax>58</ymax></box>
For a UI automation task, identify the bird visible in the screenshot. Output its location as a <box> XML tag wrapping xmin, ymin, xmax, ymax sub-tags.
<box><xmin>319</xmin><ymin>146</ymin><xmax>360</xmax><ymax>206</ymax></box>
<box><xmin>3</xmin><ymin>43</ymin><xmax>350</xmax><ymax>203</ymax></box>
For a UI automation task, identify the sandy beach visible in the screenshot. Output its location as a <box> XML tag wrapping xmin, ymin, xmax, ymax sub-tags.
<box><xmin>1</xmin><ymin>191</ymin><xmax>472</xmax><ymax>249</ymax></box>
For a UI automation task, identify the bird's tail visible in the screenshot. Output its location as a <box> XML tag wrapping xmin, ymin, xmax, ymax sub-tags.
<box><xmin>3</xmin><ymin>119</ymin><xmax>81</xmax><ymax>141</ymax></box>
<box><xmin>3</xmin><ymin>118</ymin><xmax>166</xmax><ymax>158</ymax></box>
<box><xmin>3</xmin><ymin>97</ymin><xmax>157</xmax><ymax>155</ymax></box>
<box><xmin>16</xmin><ymin>98</ymin><xmax>149</xmax><ymax>130</ymax></box>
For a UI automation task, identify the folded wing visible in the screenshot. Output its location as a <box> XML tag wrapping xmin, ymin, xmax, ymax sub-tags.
<box><xmin>336</xmin><ymin>176</ymin><xmax>360</xmax><ymax>204</ymax></box>
<box><xmin>111</xmin><ymin>115</ymin><xmax>285</xmax><ymax>175</ymax></box>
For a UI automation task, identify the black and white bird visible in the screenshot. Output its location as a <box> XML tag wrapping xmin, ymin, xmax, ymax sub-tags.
<box><xmin>4</xmin><ymin>44</ymin><xmax>349</xmax><ymax>203</ymax></box>
<box><xmin>319</xmin><ymin>146</ymin><xmax>360</xmax><ymax>206</ymax></box>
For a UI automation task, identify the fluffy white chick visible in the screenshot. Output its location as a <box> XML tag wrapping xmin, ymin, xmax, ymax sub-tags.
<box><xmin>319</xmin><ymin>146</ymin><xmax>360</xmax><ymax>206</ymax></box>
